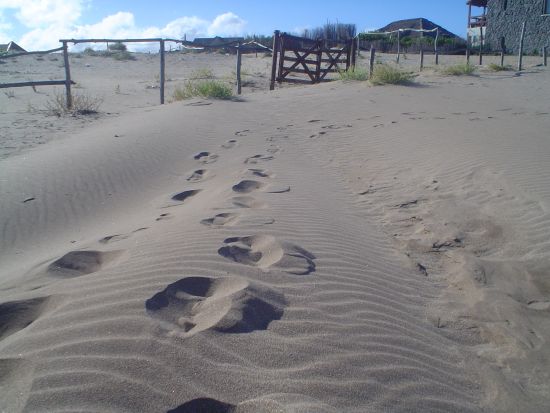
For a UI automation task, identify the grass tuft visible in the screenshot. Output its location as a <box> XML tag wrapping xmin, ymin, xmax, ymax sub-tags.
<box><xmin>488</xmin><ymin>63</ymin><xmax>512</xmax><ymax>71</ymax></box>
<box><xmin>440</xmin><ymin>63</ymin><xmax>475</xmax><ymax>76</ymax></box>
<box><xmin>189</xmin><ymin>68</ymin><xmax>215</xmax><ymax>80</ymax></box>
<box><xmin>82</xmin><ymin>47</ymin><xmax>135</xmax><ymax>61</ymax></box>
<box><xmin>339</xmin><ymin>67</ymin><xmax>369</xmax><ymax>81</ymax></box>
<box><xmin>45</xmin><ymin>90</ymin><xmax>102</xmax><ymax>116</ymax></box>
<box><xmin>369</xmin><ymin>64</ymin><xmax>413</xmax><ymax>85</ymax></box>
<box><xmin>173</xmin><ymin>80</ymin><xmax>233</xmax><ymax>101</ymax></box>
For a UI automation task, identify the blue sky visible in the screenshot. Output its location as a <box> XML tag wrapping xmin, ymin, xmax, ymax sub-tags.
<box><xmin>1</xmin><ymin>0</ymin><xmax>472</xmax><ymax>50</ymax></box>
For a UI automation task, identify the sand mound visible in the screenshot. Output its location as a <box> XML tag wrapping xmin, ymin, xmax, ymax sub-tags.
<box><xmin>218</xmin><ymin>235</ymin><xmax>315</xmax><ymax>275</ymax></box>
<box><xmin>146</xmin><ymin>276</ymin><xmax>285</xmax><ymax>336</ymax></box>
<box><xmin>200</xmin><ymin>213</ymin><xmax>239</xmax><ymax>227</ymax></box>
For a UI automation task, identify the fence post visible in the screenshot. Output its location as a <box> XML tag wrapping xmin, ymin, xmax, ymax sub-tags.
<box><xmin>518</xmin><ymin>21</ymin><xmax>526</xmax><ymax>71</ymax></box>
<box><xmin>466</xmin><ymin>34</ymin><xmax>471</xmax><ymax>64</ymax></box>
<box><xmin>397</xmin><ymin>30</ymin><xmax>401</xmax><ymax>63</ymax></box>
<box><xmin>277</xmin><ymin>34</ymin><xmax>286</xmax><ymax>84</ymax></box>
<box><xmin>159</xmin><ymin>39</ymin><xmax>165</xmax><ymax>104</ymax></box>
<box><xmin>435</xmin><ymin>28</ymin><xmax>439</xmax><ymax>65</ymax></box>
<box><xmin>269</xmin><ymin>30</ymin><xmax>280</xmax><ymax>90</ymax></box>
<box><xmin>420</xmin><ymin>46</ymin><xmax>424</xmax><ymax>70</ymax></box>
<box><xmin>315</xmin><ymin>39</ymin><xmax>322</xmax><ymax>83</ymax></box>
<box><xmin>62</xmin><ymin>41</ymin><xmax>72</xmax><ymax>110</ymax></box>
<box><xmin>479</xmin><ymin>26</ymin><xmax>484</xmax><ymax>65</ymax></box>
<box><xmin>350</xmin><ymin>37</ymin><xmax>357</xmax><ymax>69</ymax></box>
<box><xmin>544</xmin><ymin>45</ymin><xmax>548</xmax><ymax>66</ymax></box>
<box><xmin>500</xmin><ymin>37</ymin><xmax>506</xmax><ymax>67</ymax></box>
<box><xmin>369</xmin><ymin>47</ymin><xmax>376</xmax><ymax>78</ymax></box>
<box><xmin>236</xmin><ymin>42</ymin><xmax>242</xmax><ymax>95</ymax></box>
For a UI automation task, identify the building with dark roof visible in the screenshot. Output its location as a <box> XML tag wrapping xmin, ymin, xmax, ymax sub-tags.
<box><xmin>0</xmin><ymin>41</ymin><xmax>26</xmax><ymax>54</ymax></box>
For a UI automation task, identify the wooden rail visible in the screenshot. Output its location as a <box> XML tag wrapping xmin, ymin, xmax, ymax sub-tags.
<box><xmin>0</xmin><ymin>80</ymin><xmax>75</xmax><ymax>89</ymax></box>
<box><xmin>0</xmin><ymin>46</ymin><xmax>64</xmax><ymax>59</ymax></box>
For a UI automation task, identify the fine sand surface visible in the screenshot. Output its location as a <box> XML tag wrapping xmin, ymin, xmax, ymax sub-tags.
<box><xmin>1</xmin><ymin>53</ymin><xmax>549</xmax><ymax>412</ymax></box>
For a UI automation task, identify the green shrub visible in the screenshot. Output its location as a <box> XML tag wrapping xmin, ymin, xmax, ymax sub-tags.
<box><xmin>173</xmin><ymin>80</ymin><xmax>232</xmax><ymax>101</ymax></box>
<box><xmin>108</xmin><ymin>42</ymin><xmax>127</xmax><ymax>52</ymax></box>
<box><xmin>81</xmin><ymin>46</ymin><xmax>135</xmax><ymax>60</ymax></box>
<box><xmin>441</xmin><ymin>63</ymin><xmax>475</xmax><ymax>76</ymax></box>
<box><xmin>339</xmin><ymin>67</ymin><xmax>369</xmax><ymax>81</ymax></box>
<box><xmin>488</xmin><ymin>63</ymin><xmax>512</xmax><ymax>71</ymax></box>
<box><xmin>369</xmin><ymin>64</ymin><xmax>413</xmax><ymax>85</ymax></box>
<box><xmin>111</xmin><ymin>50</ymin><xmax>136</xmax><ymax>61</ymax></box>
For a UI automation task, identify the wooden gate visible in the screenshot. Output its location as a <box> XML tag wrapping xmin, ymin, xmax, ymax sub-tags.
<box><xmin>270</xmin><ymin>32</ymin><xmax>355</xmax><ymax>88</ymax></box>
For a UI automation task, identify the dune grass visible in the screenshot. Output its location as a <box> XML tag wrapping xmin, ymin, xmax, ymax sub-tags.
<box><xmin>440</xmin><ymin>64</ymin><xmax>475</xmax><ymax>76</ymax></box>
<box><xmin>488</xmin><ymin>63</ymin><xmax>512</xmax><ymax>72</ymax></box>
<box><xmin>369</xmin><ymin>64</ymin><xmax>413</xmax><ymax>85</ymax></box>
<box><xmin>173</xmin><ymin>80</ymin><xmax>233</xmax><ymax>101</ymax></box>
<box><xmin>339</xmin><ymin>67</ymin><xmax>369</xmax><ymax>81</ymax></box>
<box><xmin>189</xmin><ymin>68</ymin><xmax>215</xmax><ymax>80</ymax></box>
<box><xmin>82</xmin><ymin>47</ymin><xmax>136</xmax><ymax>61</ymax></box>
<box><xmin>44</xmin><ymin>90</ymin><xmax>102</xmax><ymax>116</ymax></box>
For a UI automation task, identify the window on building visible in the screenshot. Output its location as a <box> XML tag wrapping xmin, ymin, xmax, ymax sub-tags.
<box><xmin>545</xmin><ymin>0</ymin><xmax>550</xmax><ymax>14</ymax></box>
<box><xmin>503</xmin><ymin>0</ymin><xmax>507</xmax><ymax>11</ymax></box>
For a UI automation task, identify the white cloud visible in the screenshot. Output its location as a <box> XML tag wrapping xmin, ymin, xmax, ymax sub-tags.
<box><xmin>207</xmin><ymin>12</ymin><xmax>246</xmax><ymax>37</ymax></box>
<box><xmin>0</xmin><ymin>1</ymin><xmax>247</xmax><ymax>51</ymax></box>
<box><xmin>12</xmin><ymin>0</ymin><xmax>83</xmax><ymax>28</ymax></box>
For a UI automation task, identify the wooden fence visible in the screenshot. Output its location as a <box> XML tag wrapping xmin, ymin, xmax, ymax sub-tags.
<box><xmin>270</xmin><ymin>31</ymin><xmax>355</xmax><ymax>89</ymax></box>
<box><xmin>0</xmin><ymin>46</ymin><xmax>76</xmax><ymax>94</ymax></box>
<box><xmin>1</xmin><ymin>37</ymin><xmax>271</xmax><ymax>109</ymax></box>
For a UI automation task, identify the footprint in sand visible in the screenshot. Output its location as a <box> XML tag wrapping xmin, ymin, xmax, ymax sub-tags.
<box><xmin>145</xmin><ymin>275</ymin><xmax>285</xmax><ymax>337</ymax></box>
<box><xmin>99</xmin><ymin>234</ymin><xmax>129</xmax><ymax>244</ymax></box>
<box><xmin>168</xmin><ymin>398</ymin><xmax>234</xmax><ymax>413</ymax></box>
<box><xmin>172</xmin><ymin>189</ymin><xmax>201</xmax><ymax>203</ymax></box>
<box><xmin>221</xmin><ymin>139</ymin><xmax>237</xmax><ymax>149</ymax></box>
<box><xmin>169</xmin><ymin>394</ymin><xmax>337</xmax><ymax>413</ymax></box>
<box><xmin>233</xmin><ymin>178</ymin><xmax>289</xmax><ymax>194</ymax></box>
<box><xmin>187</xmin><ymin>169</ymin><xmax>210</xmax><ymax>183</ymax></box>
<box><xmin>230</xmin><ymin>196</ymin><xmax>267</xmax><ymax>209</ymax></box>
<box><xmin>244</xmin><ymin>154</ymin><xmax>274</xmax><ymax>164</ymax></box>
<box><xmin>218</xmin><ymin>235</ymin><xmax>316</xmax><ymax>275</ymax></box>
<box><xmin>201</xmin><ymin>212</ymin><xmax>239</xmax><ymax>227</ymax></box>
<box><xmin>202</xmin><ymin>213</ymin><xmax>274</xmax><ymax>228</ymax></box>
<box><xmin>194</xmin><ymin>151</ymin><xmax>218</xmax><ymax>164</ymax></box>
<box><xmin>321</xmin><ymin>124</ymin><xmax>352</xmax><ymax>130</ymax></box>
<box><xmin>0</xmin><ymin>296</ymin><xmax>50</xmax><ymax>340</ymax></box>
<box><xmin>156</xmin><ymin>213</ymin><xmax>172</xmax><ymax>221</ymax></box>
<box><xmin>232</xmin><ymin>180</ymin><xmax>264</xmax><ymax>194</ymax></box>
<box><xmin>234</xmin><ymin>129</ymin><xmax>250</xmax><ymax>136</ymax></box>
<box><xmin>47</xmin><ymin>250</ymin><xmax>123</xmax><ymax>277</ymax></box>
<box><xmin>247</xmin><ymin>168</ymin><xmax>273</xmax><ymax>178</ymax></box>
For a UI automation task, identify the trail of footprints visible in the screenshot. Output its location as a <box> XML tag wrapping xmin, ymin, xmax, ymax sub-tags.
<box><xmin>144</xmin><ymin>137</ymin><xmax>316</xmax><ymax>338</ymax></box>
<box><xmin>0</xmin><ymin>131</ymin><xmax>317</xmax><ymax>410</ymax></box>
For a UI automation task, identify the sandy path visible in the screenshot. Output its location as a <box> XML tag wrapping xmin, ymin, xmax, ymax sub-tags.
<box><xmin>1</xmin><ymin>62</ymin><xmax>549</xmax><ymax>412</ymax></box>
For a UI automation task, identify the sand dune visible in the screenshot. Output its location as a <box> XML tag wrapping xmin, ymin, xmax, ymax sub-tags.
<box><xmin>1</xmin><ymin>54</ymin><xmax>549</xmax><ymax>412</ymax></box>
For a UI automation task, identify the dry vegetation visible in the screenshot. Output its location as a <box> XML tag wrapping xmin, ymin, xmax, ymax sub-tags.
<box><xmin>369</xmin><ymin>64</ymin><xmax>414</xmax><ymax>85</ymax></box>
<box><xmin>440</xmin><ymin>63</ymin><xmax>476</xmax><ymax>76</ymax></box>
<box><xmin>44</xmin><ymin>90</ymin><xmax>103</xmax><ymax>116</ymax></box>
<box><xmin>172</xmin><ymin>80</ymin><xmax>233</xmax><ymax>101</ymax></box>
